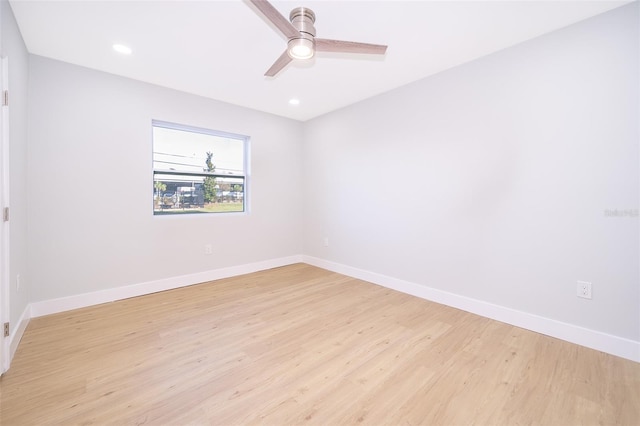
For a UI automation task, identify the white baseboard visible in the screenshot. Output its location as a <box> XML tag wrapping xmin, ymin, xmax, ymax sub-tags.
<box><xmin>302</xmin><ymin>255</ymin><xmax>640</xmax><ymax>363</ymax></box>
<box><xmin>30</xmin><ymin>255</ymin><xmax>303</xmax><ymax>318</ymax></box>
<box><xmin>22</xmin><ymin>254</ymin><xmax>640</xmax><ymax>363</ymax></box>
<box><xmin>9</xmin><ymin>303</ymin><xmax>31</xmax><ymax>361</ymax></box>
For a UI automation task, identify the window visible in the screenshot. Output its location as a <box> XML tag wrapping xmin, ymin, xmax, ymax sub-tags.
<box><xmin>152</xmin><ymin>120</ymin><xmax>248</xmax><ymax>215</ymax></box>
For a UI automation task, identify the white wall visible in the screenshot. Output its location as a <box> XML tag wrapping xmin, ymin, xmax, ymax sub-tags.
<box><xmin>1</xmin><ymin>0</ymin><xmax>29</xmax><ymax>340</ymax></box>
<box><xmin>303</xmin><ymin>3</ymin><xmax>639</xmax><ymax>342</ymax></box>
<box><xmin>27</xmin><ymin>56</ymin><xmax>303</xmax><ymax>302</ymax></box>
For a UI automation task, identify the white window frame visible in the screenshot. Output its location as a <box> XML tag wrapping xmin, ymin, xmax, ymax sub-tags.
<box><xmin>152</xmin><ymin>120</ymin><xmax>250</xmax><ymax>216</ymax></box>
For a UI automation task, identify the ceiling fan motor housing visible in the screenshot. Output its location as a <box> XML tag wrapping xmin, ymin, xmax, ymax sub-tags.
<box><xmin>287</xmin><ymin>7</ymin><xmax>316</xmax><ymax>58</ymax></box>
<box><xmin>289</xmin><ymin>7</ymin><xmax>316</xmax><ymax>36</ymax></box>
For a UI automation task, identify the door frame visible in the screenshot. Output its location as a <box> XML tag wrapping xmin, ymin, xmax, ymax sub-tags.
<box><xmin>1</xmin><ymin>56</ymin><xmax>10</xmax><ymax>374</ymax></box>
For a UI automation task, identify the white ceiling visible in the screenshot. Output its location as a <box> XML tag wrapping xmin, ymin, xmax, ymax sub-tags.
<box><xmin>8</xmin><ymin>0</ymin><xmax>630</xmax><ymax>121</ymax></box>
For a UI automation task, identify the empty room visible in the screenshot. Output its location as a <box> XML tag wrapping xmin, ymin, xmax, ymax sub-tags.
<box><xmin>0</xmin><ymin>0</ymin><xmax>638</xmax><ymax>424</ymax></box>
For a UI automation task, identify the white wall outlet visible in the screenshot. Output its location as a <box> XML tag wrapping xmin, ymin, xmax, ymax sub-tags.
<box><xmin>577</xmin><ymin>281</ymin><xmax>592</xmax><ymax>299</ymax></box>
<box><xmin>204</xmin><ymin>244</ymin><xmax>213</xmax><ymax>255</ymax></box>
<box><xmin>323</xmin><ymin>237</ymin><xmax>329</xmax><ymax>247</ymax></box>
<box><xmin>16</xmin><ymin>274</ymin><xmax>21</xmax><ymax>292</ymax></box>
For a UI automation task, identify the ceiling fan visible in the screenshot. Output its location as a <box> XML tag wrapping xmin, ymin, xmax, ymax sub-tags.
<box><xmin>248</xmin><ymin>0</ymin><xmax>388</xmax><ymax>77</ymax></box>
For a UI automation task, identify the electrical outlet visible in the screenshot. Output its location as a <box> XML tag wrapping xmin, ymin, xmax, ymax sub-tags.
<box><xmin>16</xmin><ymin>274</ymin><xmax>21</xmax><ymax>292</ymax></box>
<box><xmin>323</xmin><ymin>237</ymin><xmax>329</xmax><ymax>247</ymax></box>
<box><xmin>204</xmin><ymin>244</ymin><xmax>213</xmax><ymax>255</ymax></box>
<box><xmin>577</xmin><ymin>281</ymin><xmax>592</xmax><ymax>299</ymax></box>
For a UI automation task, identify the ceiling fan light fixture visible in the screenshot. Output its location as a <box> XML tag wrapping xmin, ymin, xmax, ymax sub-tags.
<box><xmin>288</xmin><ymin>38</ymin><xmax>315</xmax><ymax>59</ymax></box>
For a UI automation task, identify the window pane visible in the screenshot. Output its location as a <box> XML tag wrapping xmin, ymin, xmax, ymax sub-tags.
<box><xmin>152</xmin><ymin>122</ymin><xmax>247</xmax><ymax>215</ymax></box>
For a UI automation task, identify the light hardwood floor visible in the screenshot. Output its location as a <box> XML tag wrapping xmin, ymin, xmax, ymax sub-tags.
<box><xmin>1</xmin><ymin>264</ymin><xmax>638</xmax><ymax>425</ymax></box>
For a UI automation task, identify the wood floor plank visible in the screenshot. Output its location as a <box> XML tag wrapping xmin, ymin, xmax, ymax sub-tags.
<box><xmin>1</xmin><ymin>263</ymin><xmax>638</xmax><ymax>425</ymax></box>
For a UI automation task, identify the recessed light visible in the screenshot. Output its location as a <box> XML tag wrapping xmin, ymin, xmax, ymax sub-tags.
<box><xmin>112</xmin><ymin>44</ymin><xmax>132</xmax><ymax>55</ymax></box>
<box><xmin>289</xmin><ymin>98</ymin><xmax>300</xmax><ymax>105</ymax></box>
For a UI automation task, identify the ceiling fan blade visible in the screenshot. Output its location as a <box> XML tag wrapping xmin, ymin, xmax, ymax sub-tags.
<box><xmin>265</xmin><ymin>50</ymin><xmax>293</xmax><ymax>77</ymax></box>
<box><xmin>315</xmin><ymin>39</ymin><xmax>388</xmax><ymax>55</ymax></box>
<box><xmin>249</xmin><ymin>0</ymin><xmax>300</xmax><ymax>40</ymax></box>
